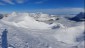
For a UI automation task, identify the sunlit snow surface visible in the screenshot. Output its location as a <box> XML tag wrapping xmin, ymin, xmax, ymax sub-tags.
<box><xmin>0</xmin><ymin>12</ymin><xmax>85</xmax><ymax>48</ymax></box>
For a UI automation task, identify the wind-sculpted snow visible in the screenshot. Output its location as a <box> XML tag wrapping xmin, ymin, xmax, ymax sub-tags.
<box><xmin>0</xmin><ymin>12</ymin><xmax>85</xmax><ymax>48</ymax></box>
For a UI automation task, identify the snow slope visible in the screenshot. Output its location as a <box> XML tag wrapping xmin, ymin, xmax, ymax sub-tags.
<box><xmin>0</xmin><ymin>12</ymin><xmax>85</xmax><ymax>48</ymax></box>
<box><xmin>54</xmin><ymin>23</ymin><xmax>84</xmax><ymax>44</ymax></box>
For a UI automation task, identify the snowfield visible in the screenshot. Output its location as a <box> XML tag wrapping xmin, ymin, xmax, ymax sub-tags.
<box><xmin>0</xmin><ymin>12</ymin><xmax>85</xmax><ymax>48</ymax></box>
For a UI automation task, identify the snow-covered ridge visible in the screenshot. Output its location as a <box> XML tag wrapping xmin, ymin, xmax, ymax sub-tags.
<box><xmin>0</xmin><ymin>12</ymin><xmax>61</xmax><ymax>29</ymax></box>
<box><xmin>2</xmin><ymin>12</ymin><xmax>64</xmax><ymax>29</ymax></box>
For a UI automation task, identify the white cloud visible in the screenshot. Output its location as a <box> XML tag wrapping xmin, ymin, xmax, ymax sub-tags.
<box><xmin>0</xmin><ymin>0</ymin><xmax>28</xmax><ymax>5</ymax></box>
<box><xmin>32</xmin><ymin>8</ymin><xmax>84</xmax><ymax>14</ymax></box>
<box><xmin>2</xmin><ymin>0</ymin><xmax>15</xmax><ymax>5</ymax></box>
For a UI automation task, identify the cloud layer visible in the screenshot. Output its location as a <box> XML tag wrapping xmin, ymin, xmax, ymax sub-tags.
<box><xmin>0</xmin><ymin>0</ymin><xmax>48</xmax><ymax>5</ymax></box>
<box><xmin>0</xmin><ymin>0</ymin><xmax>27</xmax><ymax>5</ymax></box>
<box><xmin>30</xmin><ymin>8</ymin><xmax>84</xmax><ymax>14</ymax></box>
<box><xmin>2</xmin><ymin>0</ymin><xmax>14</xmax><ymax>5</ymax></box>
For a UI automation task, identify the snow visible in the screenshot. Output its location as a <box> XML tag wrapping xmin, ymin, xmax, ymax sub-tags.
<box><xmin>8</xmin><ymin>47</ymin><xmax>13</xmax><ymax>48</ymax></box>
<box><xmin>37</xmin><ymin>13</ymin><xmax>50</xmax><ymax>21</ymax></box>
<box><xmin>2</xmin><ymin>12</ymin><xmax>64</xmax><ymax>29</ymax></box>
<box><xmin>0</xmin><ymin>12</ymin><xmax>85</xmax><ymax>48</ymax></box>
<box><xmin>54</xmin><ymin>23</ymin><xmax>84</xmax><ymax>44</ymax></box>
<box><xmin>16</xmin><ymin>16</ymin><xmax>50</xmax><ymax>29</ymax></box>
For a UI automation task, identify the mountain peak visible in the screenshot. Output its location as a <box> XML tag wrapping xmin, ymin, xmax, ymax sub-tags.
<box><xmin>69</xmin><ymin>12</ymin><xmax>85</xmax><ymax>22</ymax></box>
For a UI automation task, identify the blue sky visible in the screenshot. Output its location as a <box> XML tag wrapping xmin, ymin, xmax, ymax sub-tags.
<box><xmin>0</xmin><ymin>0</ymin><xmax>84</xmax><ymax>14</ymax></box>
